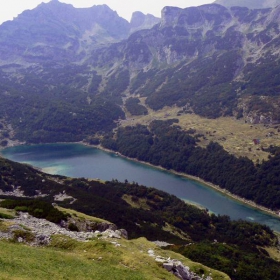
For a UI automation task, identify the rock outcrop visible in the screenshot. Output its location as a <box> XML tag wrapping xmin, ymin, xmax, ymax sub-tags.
<box><xmin>148</xmin><ymin>249</ymin><xmax>212</xmax><ymax>280</ymax></box>
<box><xmin>0</xmin><ymin>212</ymin><xmax>128</xmax><ymax>246</ymax></box>
<box><xmin>215</xmin><ymin>0</ymin><xmax>280</xmax><ymax>9</ymax></box>
<box><xmin>0</xmin><ymin>0</ymin><xmax>129</xmax><ymax>64</ymax></box>
<box><xmin>130</xmin><ymin>11</ymin><xmax>160</xmax><ymax>33</ymax></box>
<box><xmin>3</xmin><ymin>1</ymin><xmax>280</xmax><ymax>136</ymax></box>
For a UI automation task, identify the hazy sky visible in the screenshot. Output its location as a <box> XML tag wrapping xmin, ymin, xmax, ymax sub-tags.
<box><xmin>1</xmin><ymin>0</ymin><xmax>214</xmax><ymax>23</ymax></box>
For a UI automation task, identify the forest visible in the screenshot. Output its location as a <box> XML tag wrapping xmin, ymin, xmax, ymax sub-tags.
<box><xmin>0</xmin><ymin>65</ymin><xmax>124</xmax><ymax>143</ymax></box>
<box><xmin>125</xmin><ymin>97</ymin><xmax>148</xmax><ymax>116</ymax></box>
<box><xmin>102</xmin><ymin>119</ymin><xmax>280</xmax><ymax>210</ymax></box>
<box><xmin>169</xmin><ymin>241</ymin><xmax>280</xmax><ymax>280</ymax></box>
<box><xmin>0</xmin><ymin>154</ymin><xmax>280</xmax><ymax>280</ymax></box>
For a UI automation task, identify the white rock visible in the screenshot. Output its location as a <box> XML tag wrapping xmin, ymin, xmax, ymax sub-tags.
<box><xmin>148</xmin><ymin>249</ymin><xmax>155</xmax><ymax>256</ymax></box>
<box><xmin>155</xmin><ymin>257</ymin><xmax>166</xmax><ymax>263</ymax></box>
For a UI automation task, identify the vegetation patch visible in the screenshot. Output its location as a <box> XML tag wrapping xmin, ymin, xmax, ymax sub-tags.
<box><xmin>0</xmin><ymin>234</ymin><xmax>230</xmax><ymax>280</ymax></box>
<box><xmin>104</xmin><ymin>119</ymin><xmax>280</xmax><ymax>210</ymax></box>
<box><xmin>12</xmin><ymin>229</ymin><xmax>35</xmax><ymax>243</ymax></box>
<box><xmin>122</xmin><ymin>194</ymin><xmax>150</xmax><ymax>210</ymax></box>
<box><xmin>0</xmin><ymin>207</ymin><xmax>15</xmax><ymax>219</ymax></box>
<box><xmin>56</xmin><ymin>206</ymin><xmax>109</xmax><ymax>224</ymax></box>
<box><xmin>0</xmin><ymin>220</ymin><xmax>13</xmax><ymax>232</ymax></box>
<box><xmin>125</xmin><ymin>98</ymin><xmax>148</xmax><ymax>116</ymax></box>
<box><xmin>119</xmin><ymin>106</ymin><xmax>280</xmax><ymax>162</ymax></box>
<box><xmin>168</xmin><ymin>242</ymin><xmax>280</xmax><ymax>280</ymax></box>
<box><xmin>0</xmin><ymin>199</ymin><xmax>69</xmax><ymax>224</ymax></box>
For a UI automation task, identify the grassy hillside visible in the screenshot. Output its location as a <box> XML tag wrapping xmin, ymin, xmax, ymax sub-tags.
<box><xmin>119</xmin><ymin>105</ymin><xmax>280</xmax><ymax>163</ymax></box>
<box><xmin>0</xmin><ymin>204</ymin><xmax>229</xmax><ymax>280</ymax></box>
<box><xmin>0</xmin><ymin>156</ymin><xmax>280</xmax><ymax>280</ymax></box>
<box><xmin>0</xmin><ymin>237</ymin><xmax>230</xmax><ymax>280</ymax></box>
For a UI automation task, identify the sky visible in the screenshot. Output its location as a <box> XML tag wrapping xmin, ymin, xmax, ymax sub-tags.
<box><xmin>0</xmin><ymin>0</ymin><xmax>214</xmax><ymax>23</ymax></box>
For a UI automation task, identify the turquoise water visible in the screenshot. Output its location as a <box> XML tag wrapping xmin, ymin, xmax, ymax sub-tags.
<box><xmin>2</xmin><ymin>143</ymin><xmax>280</xmax><ymax>231</ymax></box>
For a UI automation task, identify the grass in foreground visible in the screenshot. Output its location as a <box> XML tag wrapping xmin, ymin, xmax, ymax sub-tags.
<box><xmin>0</xmin><ymin>236</ymin><xmax>230</xmax><ymax>280</ymax></box>
<box><xmin>0</xmin><ymin>207</ymin><xmax>16</xmax><ymax>219</ymax></box>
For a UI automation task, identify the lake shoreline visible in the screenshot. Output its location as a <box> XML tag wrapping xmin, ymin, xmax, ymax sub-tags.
<box><xmin>2</xmin><ymin>140</ymin><xmax>280</xmax><ymax>221</ymax></box>
<box><xmin>91</xmin><ymin>143</ymin><xmax>280</xmax><ymax>220</ymax></box>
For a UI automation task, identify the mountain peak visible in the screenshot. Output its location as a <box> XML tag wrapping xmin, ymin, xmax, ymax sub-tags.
<box><xmin>160</xmin><ymin>4</ymin><xmax>231</xmax><ymax>28</ymax></box>
<box><xmin>130</xmin><ymin>11</ymin><xmax>160</xmax><ymax>33</ymax></box>
<box><xmin>214</xmin><ymin>0</ymin><xmax>280</xmax><ymax>9</ymax></box>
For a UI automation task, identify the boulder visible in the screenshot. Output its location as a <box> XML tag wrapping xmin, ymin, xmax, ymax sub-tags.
<box><xmin>36</xmin><ymin>235</ymin><xmax>51</xmax><ymax>245</ymax></box>
<box><xmin>117</xmin><ymin>229</ymin><xmax>128</xmax><ymax>239</ymax></box>
<box><xmin>163</xmin><ymin>262</ymin><xmax>174</xmax><ymax>272</ymax></box>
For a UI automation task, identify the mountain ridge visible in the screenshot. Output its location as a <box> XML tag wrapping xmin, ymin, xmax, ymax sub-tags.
<box><xmin>0</xmin><ymin>0</ymin><xmax>159</xmax><ymax>65</ymax></box>
<box><xmin>215</xmin><ymin>0</ymin><xmax>280</xmax><ymax>9</ymax></box>
<box><xmin>2</xmin><ymin>2</ymin><xmax>280</xmax><ymax>147</ymax></box>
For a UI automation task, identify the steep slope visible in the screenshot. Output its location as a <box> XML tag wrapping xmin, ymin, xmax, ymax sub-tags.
<box><xmin>0</xmin><ymin>206</ymin><xmax>228</xmax><ymax>280</ymax></box>
<box><xmin>130</xmin><ymin>11</ymin><xmax>160</xmax><ymax>33</ymax></box>
<box><xmin>0</xmin><ymin>236</ymin><xmax>229</xmax><ymax>280</ymax></box>
<box><xmin>215</xmin><ymin>0</ymin><xmax>280</xmax><ymax>9</ymax></box>
<box><xmin>0</xmin><ymin>1</ymin><xmax>130</xmax><ymax>143</ymax></box>
<box><xmin>3</xmin><ymin>3</ymin><xmax>280</xmax><ymax>143</ymax></box>
<box><xmin>0</xmin><ymin>156</ymin><xmax>278</xmax><ymax>280</ymax></box>
<box><xmin>0</xmin><ymin>0</ymin><xmax>130</xmax><ymax>65</ymax></box>
<box><xmin>87</xmin><ymin>3</ymin><xmax>280</xmax><ymax>122</ymax></box>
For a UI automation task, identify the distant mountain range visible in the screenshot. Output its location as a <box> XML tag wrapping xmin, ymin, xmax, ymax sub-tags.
<box><xmin>1</xmin><ymin>4</ymin><xmax>280</xmax><ymax>278</ymax></box>
<box><xmin>1</xmin><ymin>0</ymin><xmax>280</xmax><ymax>143</ymax></box>
<box><xmin>215</xmin><ymin>0</ymin><xmax>280</xmax><ymax>9</ymax></box>
<box><xmin>0</xmin><ymin>0</ymin><xmax>159</xmax><ymax>64</ymax></box>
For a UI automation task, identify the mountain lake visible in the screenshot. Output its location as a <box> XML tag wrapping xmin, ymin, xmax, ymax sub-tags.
<box><xmin>1</xmin><ymin>143</ymin><xmax>280</xmax><ymax>232</ymax></box>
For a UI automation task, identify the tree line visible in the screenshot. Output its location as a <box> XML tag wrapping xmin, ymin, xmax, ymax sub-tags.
<box><xmin>102</xmin><ymin>119</ymin><xmax>280</xmax><ymax>210</ymax></box>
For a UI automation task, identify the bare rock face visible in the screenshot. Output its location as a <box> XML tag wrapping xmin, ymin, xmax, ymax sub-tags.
<box><xmin>160</xmin><ymin>4</ymin><xmax>231</xmax><ymax>29</ymax></box>
<box><xmin>95</xmin><ymin>222</ymin><xmax>118</xmax><ymax>232</ymax></box>
<box><xmin>115</xmin><ymin>229</ymin><xmax>128</xmax><ymax>239</ymax></box>
<box><xmin>130</xmin><ymin>11</ymin><xmax>160</xmax><ymax>33</ymax></box>
<box><xmin>62</xmin><ymin>216</ymin><xmax>118</xmax><ymax>233</ymax></box>
<box><xmin>239</xmin><ymin>96</ymin><xmax>280</xmax><ymax>125</ymax></box>
<box><xmin>215</xmin><ymin>0</ymin><xmax>280</xmax><ymax>9</ymax></box>
<box><xmin>0</xmin><ymin>0</ymin><xmax>131</xmax><ymax>64</ymax></box>
<box><xmin>0</xmin><ymin>212</ymin><xmax>128</xmax><ymax>246</ymax></box>
<box><xmin>160</xmin><ymin>6</ymin><xmax>184</xmax><ymax>27</ymax></box>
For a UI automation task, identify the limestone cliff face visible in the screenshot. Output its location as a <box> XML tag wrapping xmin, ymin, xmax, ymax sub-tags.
<box><xmin>161</xmin><ymin>4</ymin><xmax>231</xmax><ymax>29</ymax></box>
<box><xmin>160</xmin><ymin>6</ymin><xmax>182</xmax><ymax>26</ymax></box>
<box><xmin>130</xmin><ymin>11</ymin><xmax>160</xmax><ymax>33</ymax></box>
<box><xmin>0</xmin><ymin>1</ymin><xmax>130</xmax><ymax>64</ymax></box>
<box><xmin>2</xmin><ymin>2</ymin><xmax>280</xmax><ymax>122</ymax></box>
<box><xmin>215</xmin><ymin>0</ymin><xmax>280</xmax><ymax>9</ymax></box>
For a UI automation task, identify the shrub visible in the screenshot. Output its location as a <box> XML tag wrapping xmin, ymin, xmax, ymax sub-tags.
<box><xmin>12</xmin><ymin>230</ymin><xmax>35</xmax><ymax>243</ymax></box>
<box><xmin>68</xmin><ymin>223</ymin><xmax>79</xmax><ymax>232</ymax></box>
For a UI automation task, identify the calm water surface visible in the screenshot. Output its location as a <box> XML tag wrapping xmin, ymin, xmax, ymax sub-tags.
<box><xmin>2</xmin><ymin>143</ymin><xmax>280</xmax><ymax>231</ymax></box>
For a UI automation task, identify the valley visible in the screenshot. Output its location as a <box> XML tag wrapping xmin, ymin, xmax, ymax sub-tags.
<box><xmin>0</xmin><ymin>155</ymin><xmax>279</xmax><ymax>280</ymax></box>
<box><xmin>1</xmin><ymin>0</ymin><xmax>280</xmax><ymax>279</ymax></box>
<box><xmin>2</xmin><ymin>143</ymin><xmax>280</xmax><ymax>230</ymax></box>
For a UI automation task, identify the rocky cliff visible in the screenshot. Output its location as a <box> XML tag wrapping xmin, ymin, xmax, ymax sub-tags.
<box><xmin>215</xmin><ymin>0</ymin><xmax>280</xmax><ymax>9</ymax></box>
<box><xmin>85</xmin><ymin>3</ymin><xmax>280</xmax><ymax>122</ymax></box>
<box><xmin>130</xmin><ymin>11</ymin><xmax>160</xmax><ymax>33</ymax></box>
<box><xmin>2</xmin><ymin>2</ymin><xmax>280</xmax><ymax>143</ymax></box>
<box><xmin>0</xmin><ymin>0</ymin><xmax>130</xmax><ymax>64</ymax></box>
<box><xmin>0</xmin><ymin>210</ymin><xmax>216</xmax><ymax>280</ymax></box>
